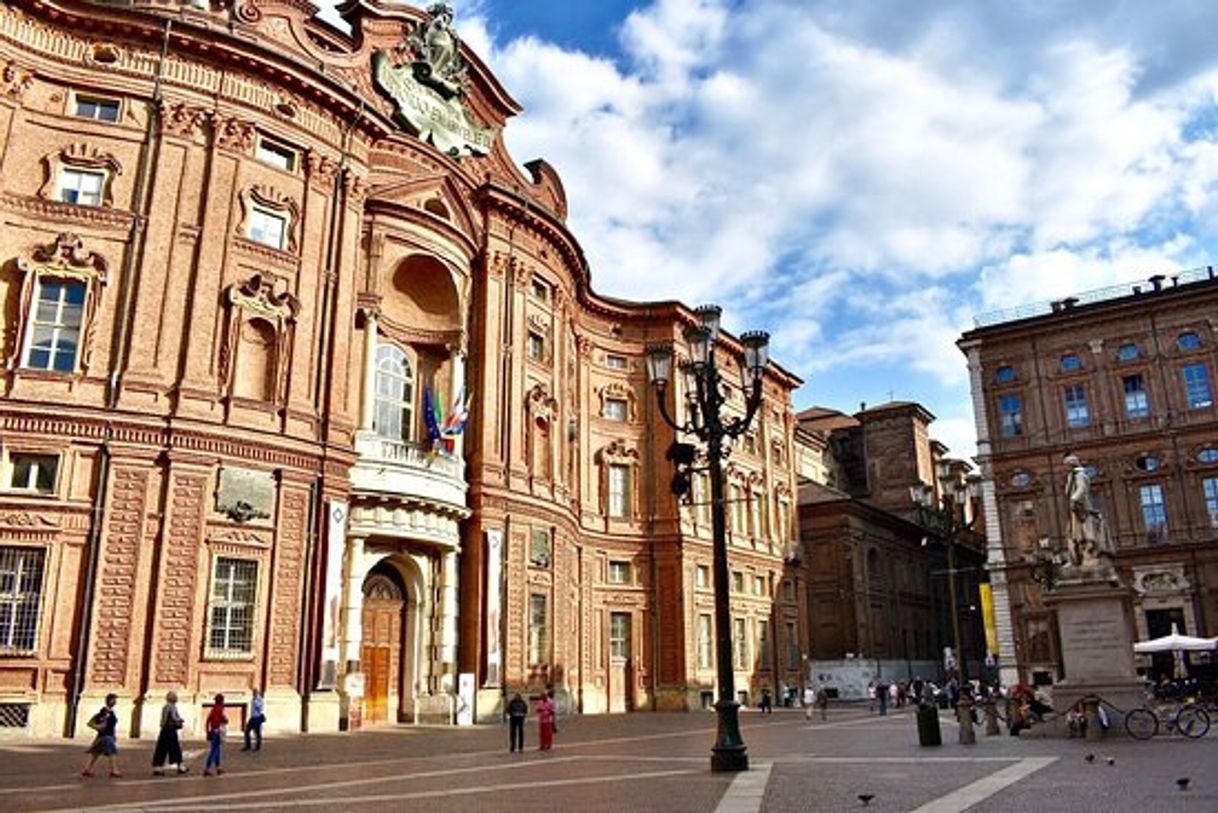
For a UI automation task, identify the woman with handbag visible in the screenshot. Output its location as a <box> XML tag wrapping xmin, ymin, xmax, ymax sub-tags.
<box><xmin>204</xmin><ymin>694</ymin><xmax>228</xmax><ymax>776</ymax></box>
<box><xmin>81</xmin><ymin>693</ymin><xmax>121</xmax><ymax>778</ymax></box>
<box><xmin>152</xmin><ymin>691</ymin><xmax>189</xmax><ymax>775</ymax></box>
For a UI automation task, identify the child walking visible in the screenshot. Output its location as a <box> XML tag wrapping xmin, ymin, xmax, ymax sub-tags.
<box><xmin>81</xmin><ymin>693</ymin><xmax>122</xmax><ymax>778</ymax></box>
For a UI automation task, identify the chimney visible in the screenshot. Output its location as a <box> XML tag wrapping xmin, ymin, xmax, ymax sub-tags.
<box><xmin>1149</xmin><ymin>274</ymin><xmax>1165</xmax><ymax>292</ymax></box>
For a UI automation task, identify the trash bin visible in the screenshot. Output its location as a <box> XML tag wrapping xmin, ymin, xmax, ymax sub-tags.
<box><xmin>917</xmin><ymin>701</ymin><xmax>942</xmax><ymax>747</ymax></box>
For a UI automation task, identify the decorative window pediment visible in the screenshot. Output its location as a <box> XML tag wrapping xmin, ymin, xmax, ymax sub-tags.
<box><xmin>40</xmin><ymin>143</ymin><xmax>122</xmax><ymax>207</ymax></box>
<box><xmin>8</xmin><ymin>232</ymin><xmax>109</xmax><ymax>375</ymax></box>
<box><xmin>598</xmin><ymin>440</ymin><xmax>639</xmax><ymax>520</ymax></box>
<box><xmin>219</xmin><ymin>273</ymin><xmax>299</xmax><ymax>405</ymax></box>
<box><xmin>526</xmin><ymin>383</ymin><xmax>558</xmax><ymax>423</ymax></box>
<box><xmin>597</xmin><ymin>381</ymin><xmax>637</xmax><ymax>422</ymax></box>
<box><xmin>237</xmin><ymin>185</ymin><xmax>301</xmax><ymax>253</ymax></box>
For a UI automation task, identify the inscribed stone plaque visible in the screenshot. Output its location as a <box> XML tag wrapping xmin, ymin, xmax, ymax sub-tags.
<box><xmin>215</xmin><ymin>467</ymin><xmax>275</xmax><ymax>523</ymax></box>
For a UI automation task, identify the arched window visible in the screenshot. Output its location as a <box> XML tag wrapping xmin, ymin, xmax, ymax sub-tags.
<box><xmin>374</xmin><ymin>344</ymin><xmax>414</xmax><ymax>442</ymax></box>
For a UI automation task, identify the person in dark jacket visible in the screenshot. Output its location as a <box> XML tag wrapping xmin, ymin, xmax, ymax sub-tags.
<box><xmin>506</xmin><ymin>692</ymin><xmax>528</xmax><ymax>752</ymax></box>
<box><xmin>151</xmin><ymin>691</ymin><xmax>189</xmax><ymax>775</ymax></box>
<box><xmin>82</xmin><ymin>693</ymin><xmax>121</xmax><ymax>778</ymax></box>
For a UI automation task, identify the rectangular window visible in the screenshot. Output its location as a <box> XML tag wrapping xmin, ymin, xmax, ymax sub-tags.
<box><xmin>731</xmin><ymin>485</ymin><xmax>747</xmax><ymax>534</ymax></box>
<box><xmin>255</xmin><ymin>137</ymin><xmax>296</xmax><ymax>172</ymax></box>
<box><xmin>782</xmin><ymin>579</ymin><xmax>795</xmax><ymax>602</ymax></box>
<box><xmin>527</xmin><ymin>332</ymin><xmax>545</xmax><ymax>361</ymax></box>
<box><xmin>609</xmin><ymin>612</ymin><xmax>630</xmax><ymax>660</ymax></box>
<box><xmin>696</xmin><ymin>564</ymin><xmax>710</xmax><ymax>589</ymax></box>
<box><xmin>608</xmin><ymin>560</ymin><xmax>631</xmax><ymax>584</ymax></box>
<box><xmin>207</xmin><ymin>558</ymin><xmax>257</xmax><ymax>656</ymax></box>
<box><xmin>1139</xmin><ymin>484</ymin><xmax>1168</xmax><ymax>537</ymax></box>
<box><xmin>1063</xmin><ymin>384</ymin><xmax>1090</xmax><ymax>427</ymax></box>
<box><xmin>530</xmin><ymin>280</ymin><xmax>549</xmax><ymax>301</ymax></box>
<box><xmin>1123</xmin><ymin>374</ymin><xmax>1149</xmax><ymax>418</ymax></box>
<box><xmin>776</xmin><ymin>500</ymin><xmax>789</xmax><ymax>544</ymax></box>
<box><xmin>1183</xmin><ymin>363</ymin><xmax>1214</xmax><ymax>409</ymax></box>
<box><xmin>1203</xmin><ymin>478</ymin><xmax>1218</xmax><ymax>530</ymax></box>
<box><xmin>753</xmin><ymin>574</ymin><xmax>766</xmax><ymax>596</ymax></box>
<box><xmin>529</xmin><ymin>594</ymin><xmax>548</xmax><ymax>666</ymax></box>
<box><xmin>999</xmin><ymin>394</ymin><xmax>1023</xmax><ymax>437</ymax></box>
<box><xmin>732</xmin><ymin>571</ymin><xmax>744</xmax><ymax>594</ymax></box>
<box><xmin>248</xmin><ymin>208</ymin><xmax>287</xmax><ymax>249</ymax></box>
<box><xmin>697</xmin><ymin>614</ymin><xmax>713</xmax><ymax>669</ymax></box>
<box><xmin>8</xmin><ymin>454</ymin><xmax>58</xmax><ymax>494</ymax></box>
<box><xmin>58</xmin><ymin>168</ymin><xmax>105</xmax><ymax>206</ymax></box>
<box><xmin>529</xmin><ymin>528</ymin><xmax>551</xmax><ymax>567</ymax></box>
<box><xmin>74</xmin><ymin>96</ymin><xmax>120</xmax><ymax>123</ymax></box>
<box><xmin>608</xmin><ymin>464</ymin><xmax>629</xmax><ymax>518</ymax></box>
<box><xmin>698</xmin><ymin>473</ymin><xmax>712</xmax><ymax>525</ymax></box>
<box><xmin>604</xmin><ymin>398</ymin><xmax>627</xmax><ymax>422</ymax></box>
<box><xmin>0</xmin><ymin>547</ymin><xmax>45</xmax><ymax>654</ymax></box>
<box><xmin>605</xmin><ymin>354</ymin><xmax>627</xmax><ymax>370</ymax></box>
<box><xmin>23</xmin><ymin>279</ymin><xmax>86</xmax><ymax>373</ymax></box>
<box><xmin>785</xmin><ymin>620</ymin><xmax>799</xmax><ymax>668</ymax></box>
<box><xmin>733</xmin><ymin>618</ymin><xmax>749</xmax><ymax>670</ymax></box>
<box><xmin>758</xmin><ymin>619</ymin><xmax>770</xmax><ymax>668</ymax></box>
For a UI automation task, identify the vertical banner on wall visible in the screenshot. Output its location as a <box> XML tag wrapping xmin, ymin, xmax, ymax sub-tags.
<box><xmin>321</xmin><ymin>499</ymin><xmax>348</xmax><ymax>688</ymax></box>
<box><xmin>484</xmin><ymin>529</ymin><xmax>504</xmax><ymax>687</ymax></box>
<box><xmin>456</xmin><ymin>673</ymin><xmax>475</xmax><ymax>725</ymax></box>
<box><xmin>979</xmin><ymin>582</ymin><xmax>999</xmax><ymax>657</ymax></box>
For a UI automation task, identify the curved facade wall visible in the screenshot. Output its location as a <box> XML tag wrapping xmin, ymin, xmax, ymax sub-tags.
<box><xmin>0</xmin><ymin>0</ymin><xmax>802</xmax><ymax>737</ymax></box>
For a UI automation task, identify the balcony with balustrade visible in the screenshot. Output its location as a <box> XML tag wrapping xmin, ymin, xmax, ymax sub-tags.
<box><xmin>348</xmin><ymin>431</ymin><xmax>470</xmax><ymax>549</ymax></box>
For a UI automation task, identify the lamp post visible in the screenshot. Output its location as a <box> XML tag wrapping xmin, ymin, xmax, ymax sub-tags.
<box><xmin>646</xmin><ymin>305</ymin><xmax>769</xmax><ymax>773</ymax></box>
<box><xmin>910</xmin><ymin>464</ymin><xmax>980</xmax><ymax>685</ymax></box>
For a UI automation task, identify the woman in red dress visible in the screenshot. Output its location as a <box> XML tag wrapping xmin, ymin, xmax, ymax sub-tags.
<box><xmin>536</xmin><ymin>691</ymin><xmax>556</xmax><ymax>751</ymax></box>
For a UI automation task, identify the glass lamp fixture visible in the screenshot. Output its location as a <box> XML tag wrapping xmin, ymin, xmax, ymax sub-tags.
<box><xmin>646</xmin><ymin>343</ymin><xmax>674</xmax><ymax>389</ymax></box>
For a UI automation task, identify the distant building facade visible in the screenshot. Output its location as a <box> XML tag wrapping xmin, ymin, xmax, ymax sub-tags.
<box><xmin>0</xmin><ymin>0</ymin><xmax>802</xmax><ymax>737</ymax></box>
<box><xmin>793</xmin><ymin>403</ymin><xmax>986</xmax><ymax>697</ymax></box>
<box><xmin>960</xmin><ymin>270</ymin><xmax>1218</xmax><ymax>686</ymax></box>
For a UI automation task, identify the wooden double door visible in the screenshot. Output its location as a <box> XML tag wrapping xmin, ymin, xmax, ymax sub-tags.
<box><xmin>361</xmin><ymin>569</ymin><xmax>406</xmax><ymax>725</ymax></box>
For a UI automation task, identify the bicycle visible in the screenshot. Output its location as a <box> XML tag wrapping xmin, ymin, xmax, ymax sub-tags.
<box><xmin>1123</xmin><ymin>698</ymin><xmax>1211</xmax><ymax>740</ymax></box>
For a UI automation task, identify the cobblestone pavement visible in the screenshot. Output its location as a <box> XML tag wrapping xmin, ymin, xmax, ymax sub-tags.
<box><xmin>1</xmin><ymin>706</ymin><xmax>1215</xmax><ymax>812</ymax></box>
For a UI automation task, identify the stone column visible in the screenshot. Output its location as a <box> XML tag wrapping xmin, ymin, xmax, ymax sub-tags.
<box><xmin>340</xmin><ymin>535</ymin><xmax>366</xmax><ymax>671</ymax></box>
<box><xmin>360</xmin><ymin>310</ymin><xmax>379</xmax><ymax>432</ymax></box>
<box><xmin>438</xmin><ymin>549</ymin><xmax>460</xmax><ymax>695</ymax></box>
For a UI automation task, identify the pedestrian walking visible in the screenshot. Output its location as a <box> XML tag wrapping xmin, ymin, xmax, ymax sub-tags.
<box><xmin>803</xmin><ymin>685</ymin><xmax>816</xmax><ymax>720</ymax></box>
<box><xmin>203</xmin><ymin>694</ymin><xmax>228</xmax><ymax>776</ymax></box>
<box><xmin>507</xmin><ymin>692</ymin><xmax>528</xmax><ymax>752</ymax></box>
<box><xmin>151</xmin><ymin>691</ymin><xmax>189</xmax><ymax>776</ymax></box>
<box><xmin>815</xmin><ymin>685</ymin><xmax>830</xmax><ymax>721</ymax></box>
<box><xmin>81</xmin><ymin>693</ymin><xmax>122</xmax><ymax>778</ymax></box>
<box><xmin>867</xmin><ymin>680</ymin><xmax>876</xmax><ymax>713</ymax></box>
<box><xmin>537</xmin><ymin>690</ymin><xmax>556</xmax><ymax>751</ymax></box>
<box><xmin>877</xmin><ymin>681</ymin><xmax>889</xmax><ymax>716</ymax></box>
<box><xmin>759</xmin><ymin>688</ymin><xmax>773</xmax><ymax>715</ymax></box>
<box><xmin>242</xmin><ymin>689</ymin><xmax>264</xmax><ymax>752</ymax></box>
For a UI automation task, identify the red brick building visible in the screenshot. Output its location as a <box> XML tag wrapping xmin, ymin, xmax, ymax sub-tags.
<box><xmin>0</xmin><ymin>0</ymin><xmax>801</xmax><ymax>737</ymax></box>
<box><xmin>960</xmin><ymin>270</ymin><xmax>1218</xmax><ymax>686</ymax></box>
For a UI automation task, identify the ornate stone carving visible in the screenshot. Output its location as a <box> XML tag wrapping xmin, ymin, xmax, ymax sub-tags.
<box><xmin>400</xmin><ymin>2</ymin><xmax>467</xmax><ymax>100</ymax></box>
<box><xmin>219</xmin><ymin>273</ymin><xmax>299</xmax><ymax>405</ymax></box>
<box><xmin>160</xmin><ymin>101</ymin><xmax>210</xmax><ymax>139</ymax></box>
<box><xmin>2</xmin><ymin>62</ymin><xmax>33</xmax><ymax>100</ymax></box>
<box><xmin>0</xmin><ymin>512</ymin><xmax>58</xmax><ymax>531</ymax></box>
<box><xmin>9</xmin><ymin>233</ymin><xmax>109</xmax><ymax>374</ymax></box>
<box><xmin>213</xmin><ymin>113</ymin><xmax>256</xmax><ymax>153</ymax></box>
<box><xmin>597</xmin><ymin>381</ymin><xmax>637</xmax><ymax>422</ymax></box>
<box><xmin>306</xmin><ymin>149</ymin><xmax>341</xmax><ymax>188</ymax></box>
<box><xmin>39</xmin><ymin>143</ymin><xmax>123</xmax><ymax>207</ymax></box>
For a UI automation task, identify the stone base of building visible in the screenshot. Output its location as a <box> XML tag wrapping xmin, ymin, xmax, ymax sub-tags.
<box><xmin>304</xmin><ymin>691</ymin><xmax>342</xmax><ymax>733</ymax></box>
<box><xmin>414</xmin><ymin>693</ymin><xmax>453</xmax><ymax>724</ymax></box>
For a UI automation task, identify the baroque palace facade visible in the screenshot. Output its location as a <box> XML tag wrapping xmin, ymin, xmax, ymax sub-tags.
<box><xmin>0</xmin><ymin>0</ymin><xmax>802</xmax><ymax>738</ymax></box>
<box><xmin>960</xmin><ymin>271</ymin><xmax>1218</xmax><ymax>687</ymax></box>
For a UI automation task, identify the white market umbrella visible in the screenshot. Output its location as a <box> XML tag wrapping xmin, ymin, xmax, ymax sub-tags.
<box><xmin>1133</xmin><ymin>623</ymin><xmax>1218</xmax><ymax>654</ymax></box>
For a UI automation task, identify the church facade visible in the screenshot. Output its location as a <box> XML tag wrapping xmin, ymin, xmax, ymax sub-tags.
<box><xmin>0</xmin><ymin>0</ymin><xmax>802</xmax><ymax>738</ymax></box>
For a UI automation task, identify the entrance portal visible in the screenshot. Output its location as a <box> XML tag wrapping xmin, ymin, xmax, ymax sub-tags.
<box><xmin>361</xmin><ymin>563</ymin><xmax>407</xmax><ymax>724</ymax></box>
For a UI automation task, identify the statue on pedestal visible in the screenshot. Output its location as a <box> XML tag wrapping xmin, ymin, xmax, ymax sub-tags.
<box><xmin>1062</xmin><ymin>454</ymin><xmax>1119</xmax><ymax>585</ymax></box>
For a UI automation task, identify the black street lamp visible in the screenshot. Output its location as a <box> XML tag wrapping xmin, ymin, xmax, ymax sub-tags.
<box><xmin>910</xmin><ymin>463</ymin><xmax>981</xmax><ymax>685</ymax></box>
<box><xmin>646</xmin><ymin>304</ymin><xmax>770</xmax><ymax>773</ymax></box>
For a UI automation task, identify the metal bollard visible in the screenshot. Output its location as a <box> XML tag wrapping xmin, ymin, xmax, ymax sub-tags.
<box><xmin>956</xmin><ymin>698</ymin><xmax>976</xmax><ymax>745</ymax></box>
<box><xmin>984</xmin><ymin>700</ymin><xmax>1000</xmax><ymax>736</ymax></box>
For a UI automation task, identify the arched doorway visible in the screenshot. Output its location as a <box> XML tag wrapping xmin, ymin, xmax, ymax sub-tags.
<box><xmin>361</xmin><ymin>562</ymin><xmax>407</xmax><ymax>724</ymax></box>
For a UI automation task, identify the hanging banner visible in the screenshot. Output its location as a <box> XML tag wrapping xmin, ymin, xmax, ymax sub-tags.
<box><xmin>979</xmin><ymin>582</ymin><xmax>999</xmax><ymax>656</ymax></box>
<box><xmin>484</xmin><ymin>529</ymin><xmax>504</xmax><ymax>686</ymax></box>
<box><xmin>320</xmin><ymin>499</ymin><xmax>348</xmax><ymax>687</ymax></box>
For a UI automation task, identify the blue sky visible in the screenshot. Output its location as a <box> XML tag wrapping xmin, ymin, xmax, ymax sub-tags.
<box><xmin>327</xmin><ymin>1</ymin><xmax>1218</xmax><ymax>457</ymax></box>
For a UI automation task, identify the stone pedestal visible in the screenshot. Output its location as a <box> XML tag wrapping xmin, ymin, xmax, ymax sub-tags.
<box><xmin>1044</xmin><ymin>577</ymin><xmax>1145</xmax><ymax>726</ymax></box>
